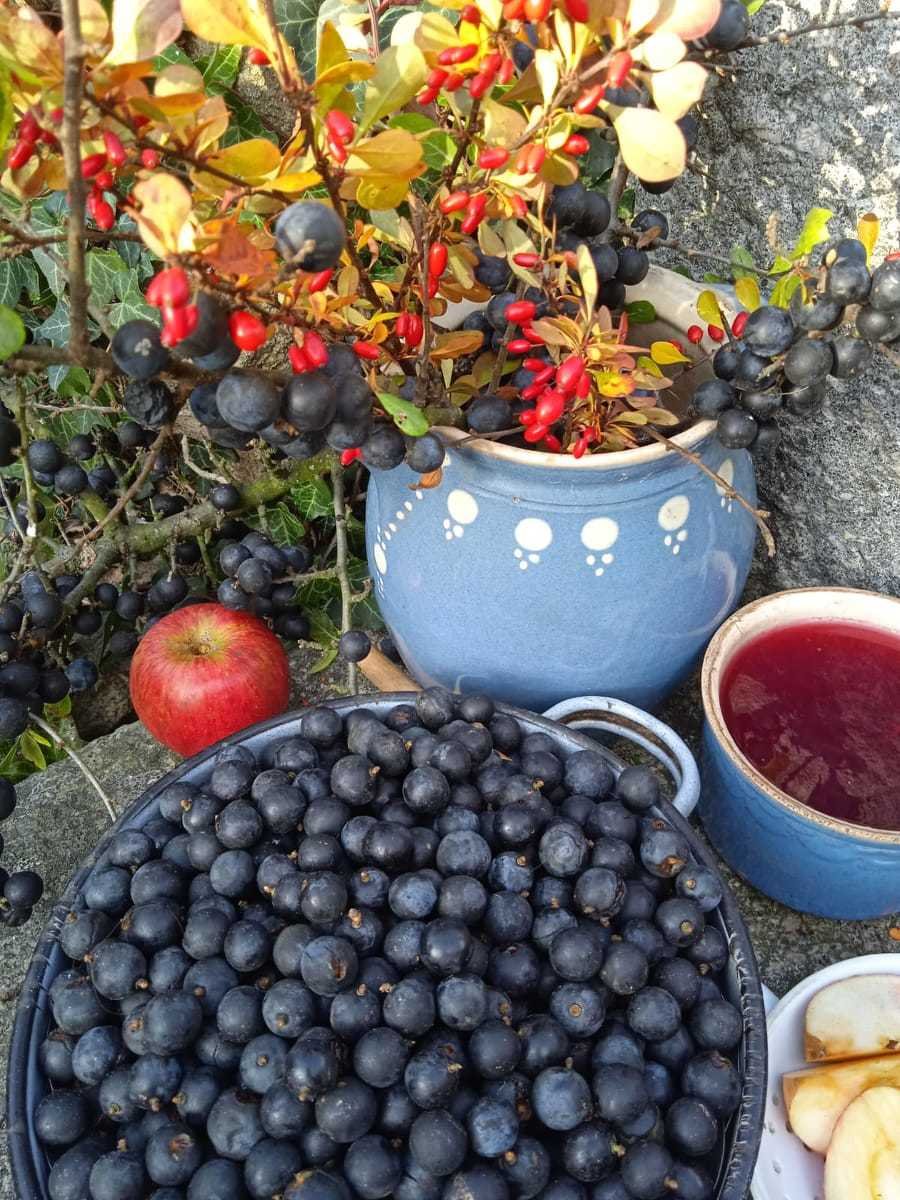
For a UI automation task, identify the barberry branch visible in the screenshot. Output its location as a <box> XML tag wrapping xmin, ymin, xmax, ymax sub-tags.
<box><xmin>613</xmin><ymin>224</ymin><xmax>771</xmax><ymax>276</ymax></box>
<box><xmin>60</xmin><ymin>0</ymin><xmax>90</xmax><ymax>359</ymax></box>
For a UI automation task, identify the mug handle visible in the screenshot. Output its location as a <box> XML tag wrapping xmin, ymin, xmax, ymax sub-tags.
<box><xmin>542</xmin><ymin>695</ymin><xmax>701</xmax><ymax>819</ymax></box>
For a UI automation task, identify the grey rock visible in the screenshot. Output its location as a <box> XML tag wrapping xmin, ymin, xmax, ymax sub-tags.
<box><xmin>650</xmin><ymin>0</ymin><xmax>899</xmax><ymax>596</ymax></box>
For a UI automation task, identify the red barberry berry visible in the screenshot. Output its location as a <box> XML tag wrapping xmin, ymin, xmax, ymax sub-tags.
<box><xmin>248</xmin><ymin>48</ymin><xmax>270</xmax><ymax>65</ymax></box>
<box><xmin>81</xmin><ymin>153</ymin><xmax>107</xmax><ymax>180</ymax></box>
<box><xmin>353</xmin><ymin>340</ymin><xmax>381</xmax><ymax>361</ymax></box>
<box><xmin>140</xmin><ymin>149</ymin><xmax>160</xmax><ymax>169</ymax></box>
<box><xmin>707</xmin><ymin>324</ymin><xmax>725</xmax><ymax>342</ymax></box>
<box><xmin>146</xmin><ymin>267</ymin><xmax>191</xmax><ymax>310</ymax></box>
<box><xmin>228</xmin><ymin>310</ymin><xmax>268</xmax><ymax>351</ymax></box>
<box><xmin>7</xmin><ymin>140</ymin><xmax>33</xmax><ymax>171</ymax></box>
<box><xmin>731</xmin><ymin>311</ymin><xmax>749</xmax><ymax>338</ymax></box>
<box><xmin>687</xmin><ymin>325</ymin><xmax>704</xmax><ymax>344</ymax></box>
<box><xmin>102</xmin><ymin>129</ymin><xmax>127</xmax><ymax>167</ymax></box>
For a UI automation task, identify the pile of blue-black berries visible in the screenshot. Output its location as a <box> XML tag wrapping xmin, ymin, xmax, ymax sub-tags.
<box><xmin>693</xmin><ymin>244</ymin><xmax>900</xmax><ymax>453</ymax></box>
<box><xmin>35</xmin><ymin>690</ymin><xmax>743</xmax><ymax>1200</ymax></box>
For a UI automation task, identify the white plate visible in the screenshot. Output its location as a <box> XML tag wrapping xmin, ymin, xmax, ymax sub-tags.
<box><xmin>752</xmin><ymin>954</ymin><xmax>900</xmax><ymax>1200</ymax></box>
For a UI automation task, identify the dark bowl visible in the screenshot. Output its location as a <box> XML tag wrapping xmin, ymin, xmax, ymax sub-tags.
<box><xmin>7</xmin><ymin>695</ymin><xmax>767</xmax><ymax>1200</ymax></box>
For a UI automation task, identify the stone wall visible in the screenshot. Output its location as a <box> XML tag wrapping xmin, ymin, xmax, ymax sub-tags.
<box><xmin>648</xmin><ymin>0</ymin><xmax>900</xmax><ymax>597</ymax></box>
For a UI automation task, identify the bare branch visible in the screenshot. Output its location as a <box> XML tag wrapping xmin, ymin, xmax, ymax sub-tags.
<box><xmin>30</xmin><ymin>714</ymin><xmax>117</xmax><ymax>822</ymax></box>
<box><xmin>733</xmin><ymin>7</ymin><xmax>899</xmax><ymax>51</ymax></box>
<box><xmin>60</xmin><ymin>0</ymin><xmax>90</xmax><ymax>358</ymax></box>
<box><xmin>77</xmin><ymin>427</ymin><xmax>171</xmax><ymax>547</ymax></box>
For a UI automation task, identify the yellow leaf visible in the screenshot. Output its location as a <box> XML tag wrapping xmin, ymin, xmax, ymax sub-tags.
<box><xmin>430</xmin><ymin>331</ymin><xmax>486</xmax><ymax>359</ymax></box>
<box><xmin>734</xmin><ymin>276</ymin><xmax>761</xmax><ymax>313</ymax></box>
<box><xmin>105</xmin><ymin>0</ymin><xmax>181</xmax><ymax>65</ymax></box>
<box><xmin>315</xmin><ymin>60</ymin><xmax>376</xmax><ymax>90</ymax></box>
<box><xmin>534</xmin><ymin>48</ymin><xmax>560</xmax><ymax>107</ymax></box>
<box><xmin>202</xmin><ymin>139</ymin><xmax>281</xmax><ymax>185</ymax></box>
<box><xmin>644</xmin><ymin>408</ymin><xmax>680</xmax><ymax>425</ymax></box>
<box><xmin>543</xmin><ymin>153</ymin><xmax>580</xmax><ymax>187</ymax></box>
<box><xmin>356</xmin><ymin>175</ymin><xmax>411</xmax><ymax>210</ymax></box>
<box><xmin>696</xmin><ymin>289</ymin><xmax>723</xmax><ymax>327</ymax></box>
<box><xmin>857</xmin><ymin>213</ymin><xmax>879</xmax><ymax>264</ymax></box>
<box><xmin>635</xmin><ymin>31</ymin><xmax>686</xmax><ymax>69</ymax></box>
<box><xmin>132</xmin><ymin>93</ymin><xmax>206</xmax><ymax>119</ymax></box>
<box><xmin>133</xmin><ymin>173</ymin><xmax>194</xmax><ymax>258</ymax></box>
<box><xmin>359</xmin><ymin>45</ymin><xmax>428</xmax><ymax>135</ymax></box>
<box><xmin>478</xmin><ymin>223</ymin><xmax>506</xmax><ymax>258</ymax></box>
<box><xmin>79</xmin><ymin>0</ymin><xmax>109</xmax><ymax>46</ymax></box>
<box><xmin>481</xmin><ymin>97</ymin><xmax>527</xmax><ymax>147</ymax></box>
<box><xmin>347</xmin><ymin>129</ymin><xmax>424</xmax><ymax>179</ymax></box>
<box><xmin>577</xmin><ymin>242</ymin><xmax>598</xmax><ymax>317</ymax></box>
<box><xmin>180</xmin><ymin>0</ymin><xmax>270</xmax><ymax>50</ymax></box>
<box><xmin>649</xmin><ymin>0</ymin><xmax>722</xmax><ymax>39</ymax></box>
<box><xmin>613</xmin><ymin>108</ymin><xmax>686</xmax><ymax>183</ymax></box>
<box><xmin>317</xmin><ymin>20</ymin><xmax>348</xmax><ymax>77</ymax></box>
<box><xmin>650</xmin><ymin>62</ymin><xmax>708</xmax><ymax>119</ymax></box>
<box><xmin>637</xmin><ymin>355</ymin><xmax>663</xmax><ymax>376</ymax></box>
<box><xmin>448</xmin><ymin>245</ymin><xmax>476</xmax><ymax>288</ymax></box>
<box><xmin>650</xmin><ymin>340</ymin><xmax>691</xmax><ymax>364</ymax></box>
<box><xmin>413</xmin><ymin>11</ymin><xmax>459</xmax><ymax>60</ymax></box>
<box><xmin>595</xmin><ymin>370</ymin><xmax>633</xmax><ymax>397</ymax></box>
<box><xmin>5</xmin><ymin>11</ymin><xmax>64</xmax><ymax>83</ymax></box>
<box><xmin>270</xmin><ymin>170</ymin><xmax>323</xmax><ymax>193</ymax></box>
<box><xmin>155</xmin><ymin>64</ymin><xmax>204</xmax><ymax>95</ymax></box>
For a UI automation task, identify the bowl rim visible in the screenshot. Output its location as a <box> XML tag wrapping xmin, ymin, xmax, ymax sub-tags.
<box><xmin>701</xmin><ymin>585</ymin><xmax>900</xmax><ymax>846</ymax></box>
<box><xmin>7</xmin><ymin>694</ymin><xmax>767</xmax><ymax>1200</ymax></box>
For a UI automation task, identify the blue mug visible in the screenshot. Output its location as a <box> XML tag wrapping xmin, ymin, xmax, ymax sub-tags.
<box><xmin>699</xmin><ymin>586</ymin><xmax>900</xmax><ymax>919</ymax></box>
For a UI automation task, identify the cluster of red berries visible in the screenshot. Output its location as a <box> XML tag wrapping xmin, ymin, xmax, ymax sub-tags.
<box><xmin>520</xmin><ymin>351</ymin><xmax>590</xmax><ymax>449</ymax></box>
<box><xmin>324</xmin><ymin>110</ymin><xmax>356</xmax><ymax>165</ymax></box>
<box><xmin>288</xmin><ymin>330</ymin><xmax>330</xmax><ymax>374</ymax></box>
<box><xmin>6</xmin><ymin>108</ymin><xmax>59</xmax><ymax>172</ymax></box>
<box><xmin>145</xmin><ymin>267</ymin><xmax>197</xmax><ymax>347</ymax></box>
<box><xmin>686</xmin><ymin>311</ymin><xmax>749</xmax><ymax>346</ymax></box>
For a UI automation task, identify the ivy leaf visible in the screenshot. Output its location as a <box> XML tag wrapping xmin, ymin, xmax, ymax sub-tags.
<box><xmin>0</xmin><ymin>303</ymin><xmax>25</xmax><ymax>361</ymax></box>
<box><xmin>31</xmin><ymin>248</ymin><xmax>66</xmax><ymax>298</ymax></box>
<box><xmin>791</xmin><ymin>207</ymin><xmax>832</xmax><ymax>260</ymax></box>
<box><xmin>625</xmin><ymin>300</ymin><xmax>656</xmax><ymax>324</ymax></box>
<box><xmin>222</xmin><ymin>96</ymin><xmax>276</xmax><ymax>145</ymax></box>
<box><xmin>307</xmin><ymin>608</ymin><xmax>340</xmax><ymax>649</ymax></box>
<box><xmin>109</xmin><ymin>285</ymin><xmax>156</xmax><ymax>328</ymax></box>
<box><xmin>265</xmin><ymin>502</ymin><xmax>306</xmax><ymax>545</ymax></box>
<box><xmin>379</xmin><ymin>392</ymin><xmax>429</xmax><ymax>437</ymax></box>
<box><xmin>0</xmin><ymin>259</ymin><xmax>23</xmax><ymax>307</ymax></box>
<box><xmin>35</xmin><ymin>300</ymin><xmax>70</xmax><ymax>348</ymax></box>
<box><xmin>290</xmin><ymin>476</ymin><xmax>333</xmax><ymax>520</ymax></box>
<box><xmin>310</xmin><ymin>645</ymin><xmax>338</xmax><ymax>674</ymax></box>
<box><xmin>275</xmin><ymin>0</ymin><xmax>330</xmax><ymax>81</ymax></box>
<box><xmin>200</xmin><ymin>44</ymin><xmax>242</xmax><ymax>93</ymax></box>
<box><xmin>86</xmin><ymin>250</ymin><xmax>130</xmax><ymax>307</ymax></box>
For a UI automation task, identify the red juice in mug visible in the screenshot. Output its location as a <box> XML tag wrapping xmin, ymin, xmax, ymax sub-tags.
<box><xmin>720</xmin><ymin>620</ymin><xmax>900</xmax><ymax>831</ymax></box>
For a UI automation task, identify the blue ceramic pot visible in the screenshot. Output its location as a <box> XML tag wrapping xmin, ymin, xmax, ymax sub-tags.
<box><xmin>700</xmin><ymin>587</ymin><xmax>900</xmax><ymax>919</ymax></box>
<box><xmin>366</xmin><ymin>269</ymin><xmax>758</xmax><ymax>711</ymax></box>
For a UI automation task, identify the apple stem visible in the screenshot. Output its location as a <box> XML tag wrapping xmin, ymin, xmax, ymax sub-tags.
<box><xmin>31</xmin><ymin>714</ymin><xmax>117</xmax><ymax>822</ymax></box>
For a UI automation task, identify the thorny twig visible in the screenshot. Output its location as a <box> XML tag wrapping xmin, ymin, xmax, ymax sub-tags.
<box><xmin>30</xmin><ymin>715</ymin><xmax>117</xmax><ymax>822</ymax></box>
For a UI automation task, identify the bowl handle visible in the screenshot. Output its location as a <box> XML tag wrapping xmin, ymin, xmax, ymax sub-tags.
<box><xmin>542</xmin><ymin>695</ymin><xmax>700</xmax><ymax>818</ymax></box>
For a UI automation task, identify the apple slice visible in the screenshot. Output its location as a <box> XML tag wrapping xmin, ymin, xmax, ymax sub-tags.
<box><xmin>784</xmin><ymin>1053</ymin><xmax>900</xmax><ymax>1153</ymax></box>
<box><xmin>824</xmin><ymin>1086</ymin><xmax>900</xmax><ymax>1200</ymax></box>
<box><xmin>805</xmin><ymin>974</ymin><xmax>900</xmax><ymax>1062</ymax></box>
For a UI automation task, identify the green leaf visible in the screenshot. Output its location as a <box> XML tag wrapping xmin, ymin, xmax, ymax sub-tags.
<box><xmin>307</xmin><ymin>608</ymin><xmax>340</xmax><ymax>648</ymax></box>
<box><xmin>359</xmin><ymin>44</ymin><xmax>428</xmax><ymax>135</ymax></box>
<box><xmin>154</xmin><ymin>43</ymin><xmax>194</xmax><ymax>71</ymax></box>
<box><xmin>274</xmin><ymin>0</ymin><xmax>329</xmax><ymax>81</ymax></box>
<box><xmin>35</xmin><ymin>299</ymin><xmax>71</xmax><ymax>348</ymax></box>
<box><xmin>290</xmin><ymin>475</ymin><xmax>333</xmax><ymax>520</ymax></box>
<box><xmin>742</xmin><ymin>0</ymin><xmax>768</xmax><ymax>13</ymax></box>
<box><xmin>730</xmin><ymin>245</ymin><xmax>756</xmax><ymax>280</ymax></box>
<box><xmin>310</xmin><ymin>645</ymin><xmax>338</xmax><ymax>674</ymax></box>
<box><xmin>265</xmin><ymin>501</ymin><xmax>306</xmax><ymax>545</ymax></box>
<box><xmin>109</xmin><ymin>285</ymin><xmax>156</xmax><ymax>328</ymax></box>
<box><xmin>791</xmin><ymin>207</ymin><xmax>832</xmax><ymax>260</ymax></box>
<box><xmin>625</xmin><ymin>300</ymin><xmax>656</xmax><ymax>324</ymax></box>
<box><xmin>378</xmin><ymin>391</ymin><xmax>429</xmax><ymax>437</ymax></box>
<box><xmin>0</xmin><ymin>303</ymin><xmax>25</xmax><ymax>361</ymax></box>
<box><xmin>769</xmin><ymin>272</ymin><xmax>802</xmax><ymax>309</ymax></box>
<box><xmin>18</xmin><ymin>729</ymin><xmax>46</xmax><ymax>771</ymax></box>
<box><xmin>770</xmin><ymin>254</ymin><xmax>793</xmax><ymax>275</ymax></box>
<box><xmin>221</xmin><ymin>96</ymin><xmax>277</xmax><ymax>146</ymax></box>
<box><xmin>617</xmin><ymin>188</ymin><xmax>635</xmax><ymax>222</ymax></box>
<box><xmin>579</xmin><ymin>129</ymin><xmax>617</xmax><ymax>185</ymax></box>
<box><xmin>0</xmin><ymin>62</ymin><xmax>14</xmax><ymax>152</ymax></box>
<box><xmin>86</xmin><ymin>250</ymin><xmax>130</xmax><ymax>307</ymax></box>
<box><xmin>31</xmin><ymin>247</ymin><xmax>66</xmax><ymax>297</ymax></box>
<box><xmin>199</xmin><ymin>44</ymin><xmax>241</xmax><ymax>93</ymax></box>
<box><xmin>44</xmin><ymin>695</ymin><xmax>73</xmax><ymax>720</ymax></box>
<box><xmin>0</xmin><ymin>259</ymin><xmax>23</xmax><ymax>307</ymax></box>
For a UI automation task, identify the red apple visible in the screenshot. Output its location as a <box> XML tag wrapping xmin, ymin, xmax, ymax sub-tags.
<box><xmin>129</xmin><ymin>603</ymin><xmax>290</xmax><ymax>757</ymax></box>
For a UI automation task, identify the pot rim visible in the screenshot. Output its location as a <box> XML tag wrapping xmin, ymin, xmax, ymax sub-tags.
<box><xmin>436</xmin><ymin>417</ymin><xmax>717</xmax><ymax>470</ymax></box>
<box><xmin>701</xmin><ymin>585</ymin><xmax>900</xmax><ymax>845</ymax></box>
